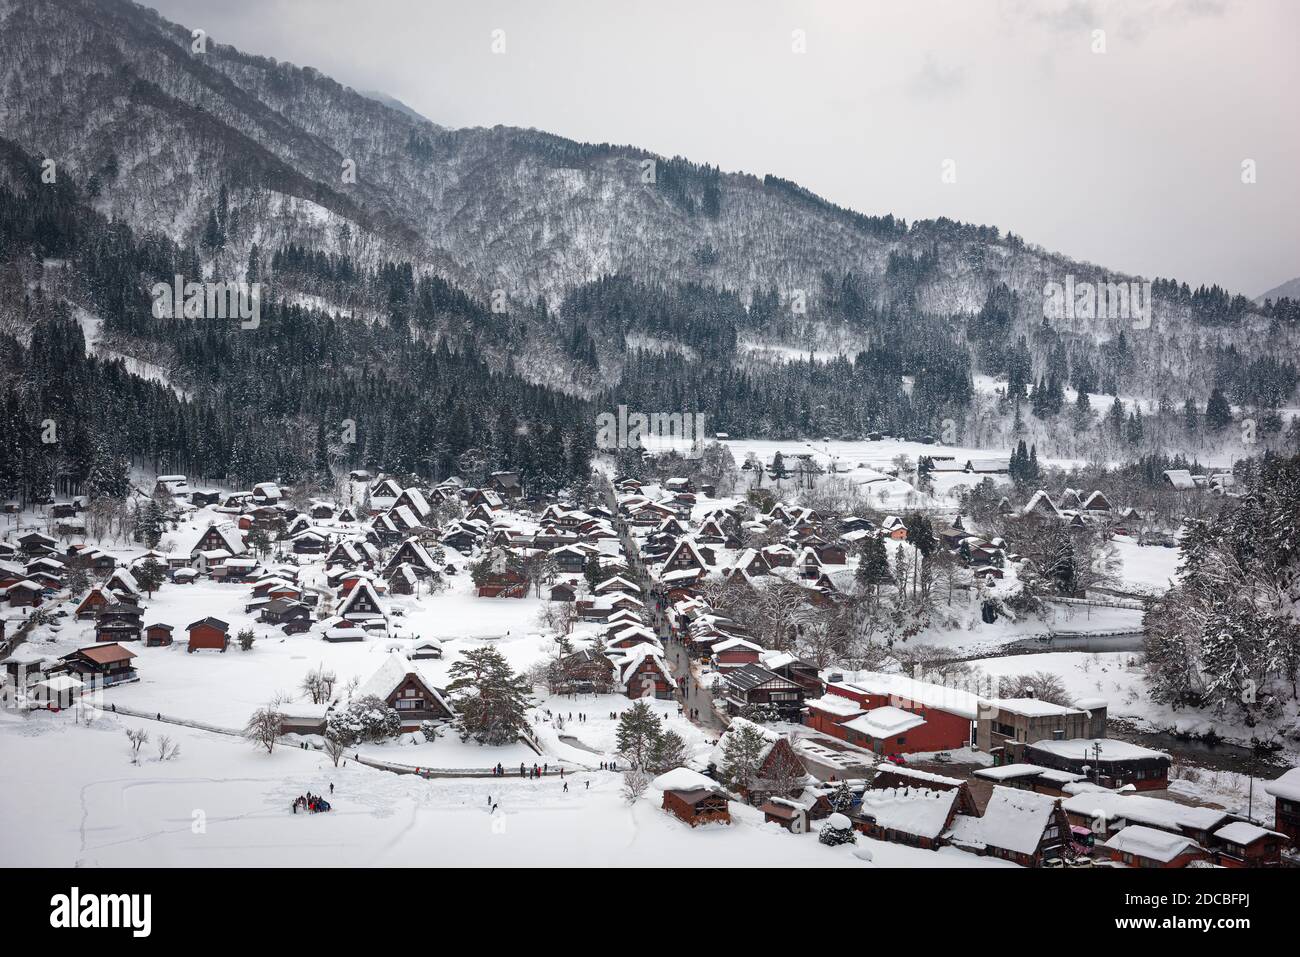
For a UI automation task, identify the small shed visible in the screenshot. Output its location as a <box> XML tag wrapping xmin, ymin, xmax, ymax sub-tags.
<box><xmin>655</xmin><ymin>768</ymin><xmax>731</xmax><ymax>827</ymax></box>
<box><xmin>144</xmin><ymin>623</ymin><xmax>174</xmax><ymax>647</ymax></box>
<box><xmin>186</xmin><ymin>616</ymin><xmax>230</xmax><ymax>653</ymax></box>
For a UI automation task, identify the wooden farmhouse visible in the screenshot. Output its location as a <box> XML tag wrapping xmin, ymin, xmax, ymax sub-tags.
<box><xmin>57</xmin><ymin>643</ymin><xmax>138</xmax><ymax>687</ymax></box>
<box><xmin>357</xmin><ymin>654</ymin><xmax>454</xmax><ymax>731</ymax></box>
<box><xmin>654</xmin><ymin>768</ymin><xmax>730</xmax><ymax>827</ymax></box>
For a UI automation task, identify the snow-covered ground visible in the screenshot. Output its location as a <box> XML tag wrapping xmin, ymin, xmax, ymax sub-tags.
<box><xmin>0</xmin><ymin>710</ymin><xmax>1011</xmax><ymax>868</ymax></box>
<box><xmin>1109</xmin><ymin>536</ymin><xmax>1181</xmax><ymax>595</ymax></box>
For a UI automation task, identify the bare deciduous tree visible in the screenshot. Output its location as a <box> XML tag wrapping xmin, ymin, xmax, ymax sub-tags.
<box><xmin>125</xmin><ymin>727</ymin><xmax>149</xmax><ymax>764</ymax></box>
<box><xmin>621</xmin><ymin>767</ymin><xmax>650</xmax><ymax>805</ymax></box>
<box><xmin>157</xmin><ymin>734</ymin><xmax>180</xmax><ymax>762</ymax></box>
<box><xmin>244</xmin><ymin>706</ymin><xmax>285</xmax><ymax>754</ymax></box>
<box><xmin>322</xmin><ymin>732</ymin><xmax>348</xmax><ymax>767</ymax></box>
<box><xmin>300</xmin><ymin>666</ymin><xmax>338</xmax><ymax>704</ymax></box>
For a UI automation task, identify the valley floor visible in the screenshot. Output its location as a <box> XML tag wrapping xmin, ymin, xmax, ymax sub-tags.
<box><xmin>0</xmin><ymin>710</ymin><xmax>1008</xmax><ymax>869</ymax></box>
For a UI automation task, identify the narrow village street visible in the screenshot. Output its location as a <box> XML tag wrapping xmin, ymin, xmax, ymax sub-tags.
<box><xmin>604</xmin><ymin>476</ymin><xmax>726</xmax><ymax>736</ymax></box>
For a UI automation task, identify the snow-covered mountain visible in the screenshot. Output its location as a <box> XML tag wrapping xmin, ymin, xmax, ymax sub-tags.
<box><xmin>1258</xmin><ymin>275</ymin><xmax>1300</xmax><ymax>305</ymax></box>
<box><xmin>0</xmin><ymin>0</ymin><xmax>1295</xmax><ymax>406</ymax></box>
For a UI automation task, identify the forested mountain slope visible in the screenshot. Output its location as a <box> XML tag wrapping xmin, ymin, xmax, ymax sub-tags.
<box><xmin>1</xmin><ymin>0</ymin><xmax>1298</xmax><ymax>490</ymax></box>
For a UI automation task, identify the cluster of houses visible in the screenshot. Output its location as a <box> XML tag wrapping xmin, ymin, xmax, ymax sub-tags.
<box><xmin>594</xmin><ymin>475</ymin><xmax>1298</xmax><ymax>867</ymax></box>
<box><xmin>648</xmin><ymin>675</ymin><xmax>1300</xmax><ymax>868</ymax></box>
<box><xmin>1161</xmin><ymin>468</ymin><xmax>1236</xmax><ymax>494</ymax></box>
<box><xmin>1014</xmin><ymin>487</ymin><xmax>1139</xmax><ymax>531</ymax></box>
<box><xmin>4</xmin><ymin>465</ymin><xmax>1296</xmax><ymax>868</ymax></box>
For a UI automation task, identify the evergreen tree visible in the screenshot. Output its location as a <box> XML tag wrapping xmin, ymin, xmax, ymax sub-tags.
<box><xmin>135</xmin><ymin>557</ymin><xmax>166</xmax><ymax>597</ymax></box>
<box><xmin>446</xmin><ymin>647</ymin><xmax>534</xmax><ymax>745</ymax></box>
<box><xmin>615</xmin><ymin>700</ymin><xmax>663</xmax><ymax>769</ymax></box>
<box><xmin>1205</xmin><ymin>387</ymin><xmax>1232</xmax><ymax>431</ymax></box>
<box><xmin>720</xmin><ymin>722</ymin><xmax>771</xmax><ymax>794</ymax></box>
<box><xmin>136</xmin><ymin>499</ymin><xmax>165</xmax><ymax>549</ymax></box>
<box><xmin>854</xmin><ymin>533</ymin><xmax>892</xmax><ymax>600</ymax></box>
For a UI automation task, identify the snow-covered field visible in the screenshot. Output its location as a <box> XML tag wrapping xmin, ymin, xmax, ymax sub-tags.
<box><xmin>1110</xmin><ymin>536</ymin><xmax>1181</xmax><ymax>595</ymax></box>
<box><xmin>0</xmin><ymin>710</ymin><xmax>1011</xmax><ymax>868</ymax></box>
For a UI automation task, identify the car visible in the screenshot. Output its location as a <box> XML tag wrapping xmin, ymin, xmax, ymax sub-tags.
<box><xmin>932</xmin><ymin>751</ymin><xmax>952</xmax><ymax>763</ymax></box>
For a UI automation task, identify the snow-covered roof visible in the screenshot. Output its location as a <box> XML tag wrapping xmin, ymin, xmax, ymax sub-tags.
<box><xmin>1104</xmin><ymin>824</ymin><xmax>1201</xmax><ymax>862</ymax></box>
<box><xmin>875</xmin><ymin>765</ymin><xmax>964</xmax><ymax>788</ymax></box>
<box><xmin>400</xmin><ymin>487</ymin><xmax>430</xmax><ymax>516</ymax></box>
<box><xmin>759</xmin><ymin>650</ymin><xmax>797</xmax><ymax>671</ymax></box>
<box><xmin>325</xmin><ymin>625</ymin><xmax>367</xmax><ymax>640</ymax></box>
<box><xmin>712</xmin><ymin>637</ymin><xmax>763</xmax><ymax>654</ymax></box>
<box><xmin>661</xmin><ymin>568</ymin><xmax>704</xmax><ymax>584</ymax></box>
<box><xmin>610</xmin><ymin>644</ymin><xmax>670</xmax><ymax>686</ymax></box>
<box><xmin>988</xmin><ymin>697</ymin><xmax>1082</xmax><ymax>718</ymax></box>
<box><xmin>1263</xmin><ymin>767</ymin><xmax>1300</xmax><ymax>802</ymax></box>
<box><xmin>355</xmin><ymin>654</ymin><xmax>449</xmax><ymax>713</ymax></box>
<box><xmin>856</xmin><ymin>787</ymin><xmax>958</xmax><ymax>840</ymax></box>
<box><xmin>1061</xmin><ymin>790</ymin><xmax>1230</xmax><ymax>832</ymax></box>
<box><xmin>1027</xmin><ymin>738</ymin><xmax>1167</xmax><ymax>762</ymax></box>
<box><xmin>829</xmin><ymin>671</ymin><xmax>982</xmax><ymax>720</ymax></box>
<box><xmin>1021</xmin><ymin>490</ymin><xmax>1059</xmax><ymax>517</ymax></box>
<box><xmin>594</xmin><ymin>575</ymin><xmax>640</xmax><ymax>594</ymax></box>
<box><xmin>279</xmin><ymin>702</ymin><xmax>331</xmax><ymax>720</ymax></box>
<box><xmin>35</xmin><ymin>674</ymin><xmax>85</xmax><ymax>693</ymax></box>
<box><xmin>652</xmin><ymin>768</ymin><xmax>721</xmax><ymax>793</ymax></box>
<box><xmin>947</xmin><ymin>786</ymin><xmax>1059</xmax><ymax>856</ymax></box>
<box><xmin>338</xmin><ymin>578</ymin><xmax>386</xmax><ymax>619</ymax></box>
<box><xmin>841</xmin><ymin>706</ymin><xmax>926</xmax><ymax>739</ymax></box>
<box><xmin>974</xmin><ymin>763</ymin><xmax>1053</xmax><ymax>782</ymax></box>
<box><xmin>1214</xmin><ymin>821</ymin><xmax>1285</xmax><ymax>846</ymax></box>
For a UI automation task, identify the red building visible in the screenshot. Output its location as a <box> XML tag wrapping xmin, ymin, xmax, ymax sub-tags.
<box><xmin>1212</xmin><ymin>822</ymin><xmax>1288</xmax><ymax>867</ymax></box>
<box><xmin>712</xmin><ymin>637</ymin><xmax>763</xmax><ymax>670</ymax></box>
<box><xmin>1264</xmin><ymin>768</ymin><xmax>1300</xmax><ymax>844</ymax></box>
<box><xmin>805</xmin><ymin>673</ymin><xmax>978</xmax><ymax>755</ymax></box>
<box><xmin>615</xmin><ymin>647</ymin><xmax>675</xmax><ymax>699</ymax></box>
<box><xmin>1103</xmin><ymin>825</ymin><xmax>1206</xmax><ymax>869</ymax></box>
<box><xmin>186</xmin><ymin>616</ymin><xmax>230</xmax><ymax>652</ymax></box>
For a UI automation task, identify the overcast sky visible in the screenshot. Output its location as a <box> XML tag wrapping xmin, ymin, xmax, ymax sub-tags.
<box><xmin>150</xmin><ymin>0</ymin><xmax>1298</xmax><ymax>297</ymax></box>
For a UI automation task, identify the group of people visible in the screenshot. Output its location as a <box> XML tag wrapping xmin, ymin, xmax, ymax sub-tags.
<box><xmin>516</xmin><ymin>762</ymin><xmax>562</xmax><ymax>779</ymax></box>
<box><xmin>293</xmin><ymin>789</ymin><xmax>332</xmax><ymax>814</ymax></box>
<box><xmin>598</xmin><ymin>760</ymin><xmax>619</xmax><ymax>771</ymax></box>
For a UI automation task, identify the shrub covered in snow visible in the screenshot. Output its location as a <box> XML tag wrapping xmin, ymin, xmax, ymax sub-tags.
<box><xmin>325</xmin><ymin>695</ymin><xmax>401</xmax><ymax>746</ymax></box>
<box><xmin>818</xmin><ymin>812</ymin><xmax>857</xmax><ymax>847</ymax></box>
